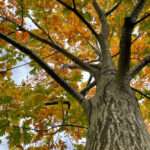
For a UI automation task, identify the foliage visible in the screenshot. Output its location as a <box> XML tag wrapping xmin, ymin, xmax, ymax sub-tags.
<box><xmin>0</xmin><ymin>0</ymin><xmax>150</xmax><ymax>149</ymax></box>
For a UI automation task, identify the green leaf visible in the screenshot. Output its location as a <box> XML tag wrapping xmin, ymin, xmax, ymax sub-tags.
<box><xmin>0</xmin><ymin>119</ymin><xmax>9</xmax><ymax>136</ymax></box>
<box><xmin>82</xmin><ymin>12</ymin><xmax>92</xmax><ymax>21</ymax></box>
<box><xmin>9</xmin><ymin>128</ymin><xmax>21</xmax><ymax>145</ymax></box>
<box><xmin>0</xmin><ymin>96</ymin><xmax>13</xmax><ymax>104</ymax></box>
<box><xmin>23</xmin><ymin>127</ymin><xmax>33</xmax><ymax>144</ymax></box>
<box><xmin>140</xmin><ymin>22</ymin><xmax>150</xmax><ymax>31</ymax></box>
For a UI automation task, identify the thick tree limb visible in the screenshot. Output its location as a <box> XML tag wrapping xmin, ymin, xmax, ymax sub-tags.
<box><xmin>80</xmin><ymin>81</ymin><xmax>96</xmax><ymax>96</ymax></box>
<box><xmin>129</xmin><ymin>54</ymin><xmax>150</xmax><ymax>78</ymax></box>
<box><xmin>92</xmin><ymin>0</ymin><xmax>113</xmax><ymax>69</ymax></box>
<box><xmin>132</xmin><ymin>87</ymin><xmax>150</xmax><ymax>99</ymax></box>
<box><xmin>130</xmin><ymin>0</ymin><xmax>146</xmax><ymax>22</ymax></box>
<box><xmin>117</xmin><ymin>0</ymin><xmax>146</xmax><ymax>81</ymax></box>
<box><xmin>117</xmin><ymin>17</ymin><xmax>134</xmax><ymax>79</ymax></box>
<box><xmin>72</xmin><ymin>0</ymin><xmax>76</xmax><ymax>9</ymax></box>
<box><xmin>93</xmin><ymin>0</ymin><xmax>109</xmax><ymax>38</ymax></box>
<box><xmin>0</xmin><ymin>32</ymin><xmax>86</xmax><ymax>106</ymax></box>
<box><xmin>56</xmin><ymin>0</ymin><xmax>98</xmax><ymax>39</ymax></box>
<box><xmin>105</xmin><ymin>0</ymin><xmax>122</xmax><ymax>16</ymax></box>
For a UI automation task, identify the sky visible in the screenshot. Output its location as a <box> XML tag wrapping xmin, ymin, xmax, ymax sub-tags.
<box><xmin>0</xmin><ymin>136</ymin><xmax>9</xmax><ymax>150</ymax></box>
<box><xmin>11</xmin><ymin>57</ymin><xmax>31</xmax><ymax>85</ymax></box>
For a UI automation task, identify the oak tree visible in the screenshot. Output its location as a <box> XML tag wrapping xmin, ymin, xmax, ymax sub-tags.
<box><xmin>0</xmin><ymin>0</ymin><xmax>150</xmax><ymax>149</ymax></box>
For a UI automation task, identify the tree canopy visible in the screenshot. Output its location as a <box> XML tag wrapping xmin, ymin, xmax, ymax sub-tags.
<box><xmin>0</xmin><ymin>0</ymin><xmax>150</xmax><ymax>149</ymax></box>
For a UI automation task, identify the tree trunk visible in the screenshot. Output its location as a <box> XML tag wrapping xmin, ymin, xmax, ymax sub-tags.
<box><xmin>85</xmin><ymin>75</ymin><xmax>150</xmax><ymax>150</ymax></box>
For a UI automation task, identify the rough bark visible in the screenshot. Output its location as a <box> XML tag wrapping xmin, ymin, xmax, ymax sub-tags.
<box><xmin>85</xmin><ymin>73</ymin><xmax>150</xmax><ymax>150</ymax></box>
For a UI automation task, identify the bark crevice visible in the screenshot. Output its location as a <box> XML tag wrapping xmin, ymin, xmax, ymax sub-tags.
<box><xmin>86</xmin><ymin>79</ymin><xmax>150</xmax><ymax>150</ymax></box>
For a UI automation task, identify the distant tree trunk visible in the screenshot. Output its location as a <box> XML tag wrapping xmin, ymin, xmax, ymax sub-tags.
<box><xmin>85</xmin><ymin>74</ymin><xmax>150</xmax><ymax>150</ymax></box>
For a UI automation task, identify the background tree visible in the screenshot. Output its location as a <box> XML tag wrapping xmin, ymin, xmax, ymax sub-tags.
<box><xmin>0</xmin><ymin>0</ymin><xmax>150</xmax><ymax>149</ymax></box>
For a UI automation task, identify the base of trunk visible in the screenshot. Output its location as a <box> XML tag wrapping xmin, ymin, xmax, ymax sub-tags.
<box><xmin>85</xmin><ymin>82</ymin><xmax>150</xmax><ymax>150</ymax></box>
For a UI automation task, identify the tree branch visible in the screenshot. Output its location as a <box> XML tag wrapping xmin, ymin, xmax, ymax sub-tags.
<box><xmin>132</xmin><ymin>87</ymin><xmax>150</xmax><ymax>99</ymax></box>
<box><xmin>130</xmin><ymin>0</ymin><xmax>146</xmax><ymax>22</ymax></box>
<box><xmin>0</xmin><ymin>122</ymin><xmax>87</xmax><ymax>135</ymax></box>
<box><xmin>105</xmin><ymin>0</ymin><xmax>122</xmax><ymax>16</ymax></box>
<box><xmin>56</xmin><ymin>0</ymin><xmax>99</xmax><ymax>39</ymax></box>
<box><xmin>117</xmin><ymin>17</ymin><xmax>134</xmax><ymax>80</ymax></box>
<box><xmin>92</xmin><ymin>0</ymin><xmax>113</xmax><ymax>69</ymax></box>
<box><xmin>0</xmin><ymin>32</ymin><xmax>86</xmax><ymax>106</ymax></box>
<box><xmin>0</xmin><ymin>52</ymin><xmax>57</xmax><ymax>74</ymax></box>
<box><xmin>1</xmin><ymin>16</ymin><xmax>95</xmax><ymax>73</ymax></box>
<box><xmin>93</xmin><ymin>0</ymin><xmax>109</xmax><ymax>38</ymax></box>
<box><xmin>117</xmin><ymin>0</ymin><xmax>146</xmax><ymax>81</ymax></box>
<box><xmin>80</xmin><ymin>81</ymin><xmax>96</xmax><ymax>96</ymax></box>
<box><xmin>45</xmin><ymin>100</ymin><xmax>71</xmax><ymax>110</ymax></box>
<box><xmin>129</xmin><ymin>54</ymin><xmax>150</xmax><ymax>78</ymax></box>
<box><xmin>134</xmin><ymin>13</ymin><xmax>150</xmax><ymax>25</ymax></box>
<box><xmin>13</xmin><ymin>123</ymin><xmax>88</xmax><ymax>132</ymax></box>
<box><xmin>72</xmin><ymin>0</ymin><xmax>76</xmax><ymax>9</ymax></box>
<box><xmin>27</xmin><ymin>14</ymin><xmax>53</xmax><ymax>42</ymax></box>
<box><xmin>19</xmin><ymin>0</ymin><xmax>24</xmax><ymax>26</ymax></box>
<box><xmin>132</xmin><ymin>32</ymin><xmax>143</xmax><ymax>44</ymax></box>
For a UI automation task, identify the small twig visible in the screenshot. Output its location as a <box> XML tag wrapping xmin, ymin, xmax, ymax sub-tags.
<box><xmin>12</xmin><ymin>123</ymin><xmax>87</xmax><ymax>132</ymax></box>
<box><xmin>27</xmin><ymin>14</ymin><xmax>53</xmax><ymax>42</ymax></box>
<box><xmin>134</xmin><ymin>13</ymin><xmax>150</xmax><ymax>25</ymax></box>
<box><xmin>87</xmin><ymin>41</ymin><xmax>100</xmax><ymax>55</ymax></box>
<box><xmin>45</xmin><ymin>100</ymin><xmax>70</xmax><ymax>110</ymax></box>
<box><xmin>56</xmin><ymin>0</ymin><xmax>98</xmax><ymax>39</ymax></box>
<box><xmin>19</xmin><ymin>0</ymin><xmax>24</xmax><ymax>26</ymax></box>
<box><xmin>112</xmin><ymin>52</ymin><xmax>120</xmax><ymax>57</ymax></box>
<box><xmin>0</xmin><ymin>51</ymin><xmax>57</xmax><ymax>74</ymax></box>
<box><xmin>132</xmin><ymin>87</ymin><xmax>150</xmax><ymax>99</ymax></box>
<box><xmin>132</xmin><ymin>32</ymin><xmax>143</xmax><ymax>44</ymax></box>
<box><xmin>105</xmin><ymin>0</ymin><xmax>122</xmax><ymax>16</ymax></box>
